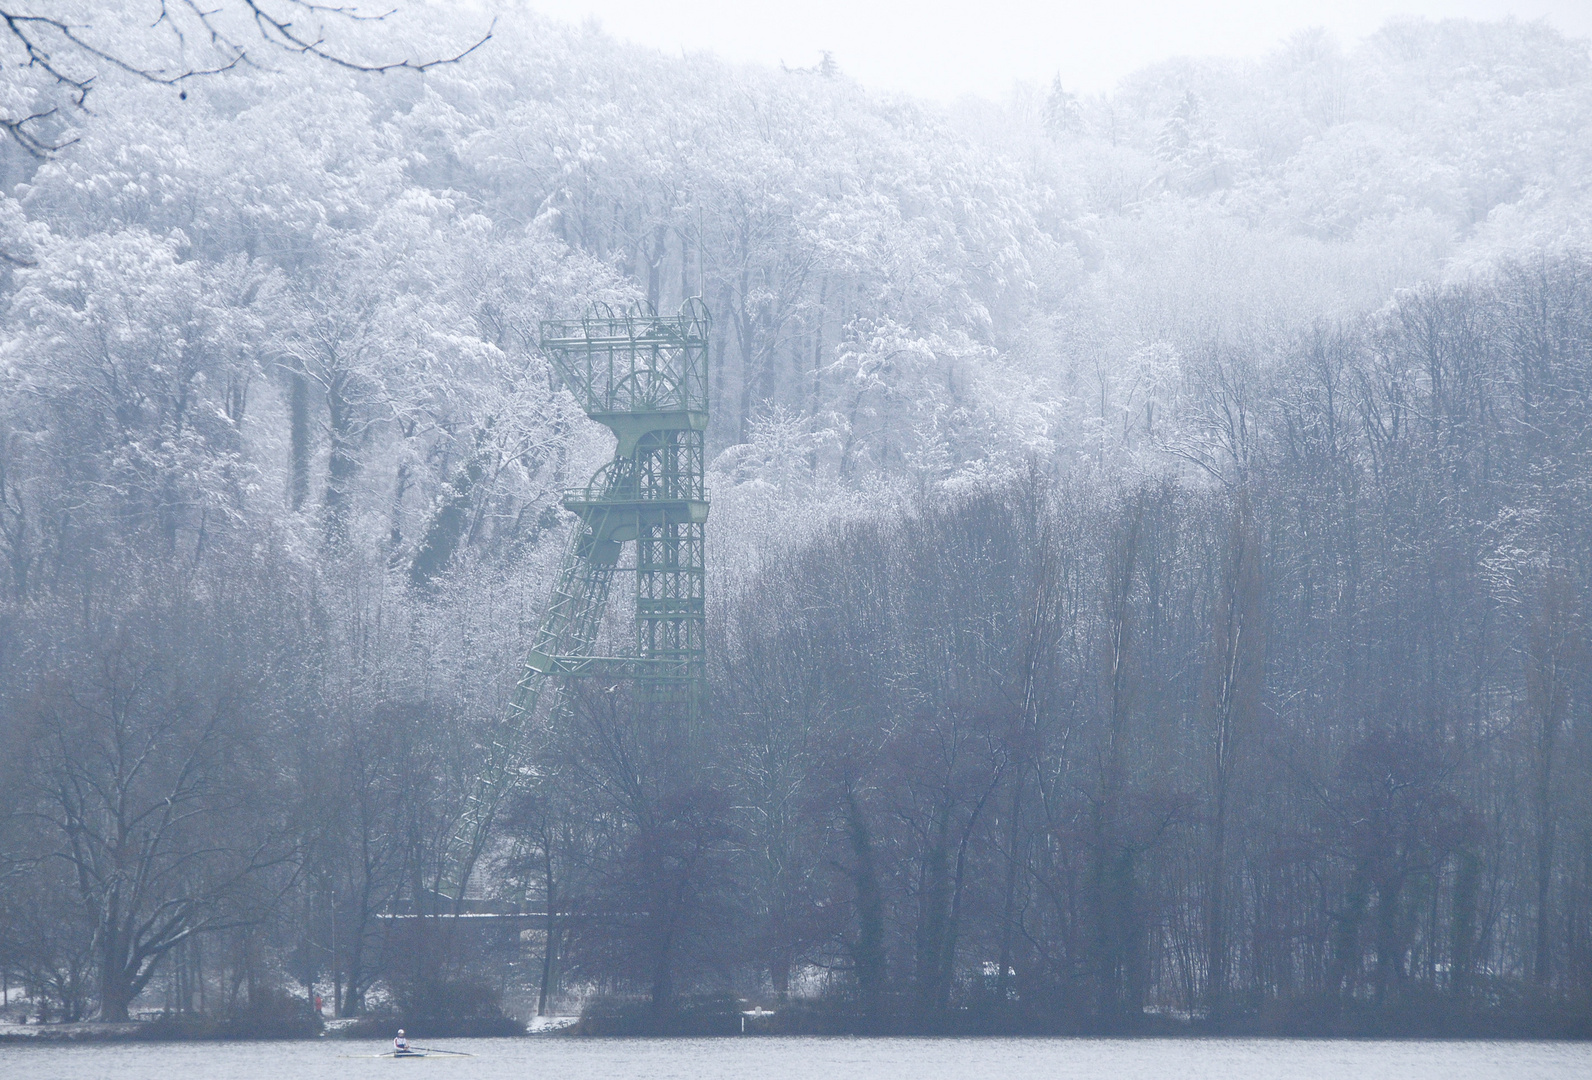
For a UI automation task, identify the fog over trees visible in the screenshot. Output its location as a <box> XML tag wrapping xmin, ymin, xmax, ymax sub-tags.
<box><xmin>1</xmin><ymin>4</ymin><xmax>1591</xmax><ymax>1034</ymax></box>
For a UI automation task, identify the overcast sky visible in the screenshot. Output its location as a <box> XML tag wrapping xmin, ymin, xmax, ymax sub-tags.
<box><xmin>523</xmin><ymin>0</ymin><xmax>1592</xmax><ymax>100</ymax></box>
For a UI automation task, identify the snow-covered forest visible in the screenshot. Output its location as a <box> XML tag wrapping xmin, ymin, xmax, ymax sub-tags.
<box><xmin>2</xmin><ymin>3</ymin><xmax>1592</xmax><ymax>1034</ymax></box>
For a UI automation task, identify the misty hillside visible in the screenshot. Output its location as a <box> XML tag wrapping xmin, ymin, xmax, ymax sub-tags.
<box><xmin>2</xmin><ymin>5</ymin><xmax>1592</xmax><ymax>1034</ymax></box>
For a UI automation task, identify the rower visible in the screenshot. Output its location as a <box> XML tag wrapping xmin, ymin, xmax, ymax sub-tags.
<box><xmin>394</xmin><ymin>1029</ymin><xmax>409</xmax><ymax>1054</ymax></box>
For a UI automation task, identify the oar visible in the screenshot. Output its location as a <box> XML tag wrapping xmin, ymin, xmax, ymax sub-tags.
<box><xmin>409</xmin><ymin>1046</ymin><xmax>473</xmax><ymax>1057</ymax></box>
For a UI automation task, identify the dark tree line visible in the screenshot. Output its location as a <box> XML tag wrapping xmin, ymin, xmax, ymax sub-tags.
<box><xmin>2</xmin><ymin>253</ymin><xmax>1589</xmax><ymax>1032</ymax></box>
<box><xmin>4</xmin><ymin>255</ymin><xmax>1592</xmax><ymax>1031</ymax></box>
<box><xmin>512</xmin><ymin>257</ymin><xmax>1592</xmax><ymax>1031</ymax></box>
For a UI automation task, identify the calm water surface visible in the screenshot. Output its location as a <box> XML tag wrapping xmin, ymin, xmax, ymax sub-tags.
<box><xmin>1</xmin><ymin>1036</ymin><xmax>1588</xmax><ymax>1080</ymax></box>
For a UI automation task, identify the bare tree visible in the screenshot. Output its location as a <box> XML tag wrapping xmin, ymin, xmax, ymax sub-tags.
<box><xmin>1200</xmin><ymin>493</ymin><xmax>1264</xmax><ymax>1017</ymax></box>
<box><xmin>19</xmin><ymin>582</ymin><xmax>294</xmax><ymax>1020</ymax></box>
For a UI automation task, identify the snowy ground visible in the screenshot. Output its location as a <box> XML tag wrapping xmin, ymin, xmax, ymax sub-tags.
<box><xmin>528</xmin><ymin>1016</ymin><xmax>579</xmax><ymax>1032</ymax></box>
<box><xmin>0</xmin><ymin>1021</ymin><xmax>142</xmax><ymax>1040</ymax></box>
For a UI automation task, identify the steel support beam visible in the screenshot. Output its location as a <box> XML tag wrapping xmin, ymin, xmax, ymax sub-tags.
<box><xmin>439</xmin><ymin>299</ymin><xmax>711</xmax><ymax>903</ymax></box>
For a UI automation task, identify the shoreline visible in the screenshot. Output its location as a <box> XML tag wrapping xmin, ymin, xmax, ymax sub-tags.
<box><xmin>4</xmin><ymin>1023</ymin><xmax>1590</xmax><ymax>1044</ymax></box>
<box><xmin>0</xmin><ymin>1015</ymin><xmax>580</xmax><ymax>1044</ymax></box>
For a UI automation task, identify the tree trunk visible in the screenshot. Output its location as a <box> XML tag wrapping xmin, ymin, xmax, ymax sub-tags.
<box><xmin>1093</xmin><ymin>496</ymin><xmax>1143</xmax><ymax>1025</ymax></box>
<box><xmin>97</xmin><ymin>955</ymin><xmax>135</xmax><ymax>1022</ymax></box>
<box><xmin>843</xmin><ymin>785</ymin><xmax>887</xmax><ymax>1031</ymax></box>
<box><xmin>995</xmin><ymin>778</ymin><xmax>1025</xmax><ymax>1005</ymax></box>
<box><xmin>538</xmin><ymin>845</ymin><xmax>558</xmax><ymax>1017</ymax></box>
<box><xmin>409</xmin><ymin>427</ymin><xmax>492</xmax><ymax>586</ymax></box>
<box><xmin>1527</xmin><ymin>584</ymin><xmax>1572</xmax><ymax>986</ymax></box>
<box><xmin>912</xmin><ymin>802</ymin><xmax>953</xmax><ymax>1027</ymax></box>
<box><xmin>647</xmin><ymin>905</ymin><xmax>676</xmax><ymax>1018</ymax></box>
<box><xmin>290</xmin><ymin>371</ymin><xmax>310</xmax><ymax>511</ymax></box>
<box><xmin>1206</xmin><ymin>792</ymin><xmax>1229</xmax><ymax>1016</ymax></box>
<box><xmin>323</xmin><ymin>375</ymin><xmax>359</xmax><ymax>544</ymax></box>
<box><xmin>1329</xmin><ymin>867</ymin><xmax>1369</xmax><ymax>998</ymax></box>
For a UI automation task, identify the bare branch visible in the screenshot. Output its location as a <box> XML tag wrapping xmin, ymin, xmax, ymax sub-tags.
<box><xmin>0</xmin><ymin>2</ymin><xmax>494</xmax><ymax>156</ymax></box>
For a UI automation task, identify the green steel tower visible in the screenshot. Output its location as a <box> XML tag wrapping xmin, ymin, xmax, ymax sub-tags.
<box><xmin>442</xmin><ymin>298</ymin><xmax>711</xmax><ymax>902</ymax></box>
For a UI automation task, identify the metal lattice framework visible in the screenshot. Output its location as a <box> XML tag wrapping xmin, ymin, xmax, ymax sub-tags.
<box><xmin>441</xmin><ymin>299</ymin><xmax>711</xmax><ymax>902</ymax></box>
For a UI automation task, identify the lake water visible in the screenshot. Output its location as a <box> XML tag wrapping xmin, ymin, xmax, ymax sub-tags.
<box><xmin>1</xmin><ymin>1035</ymin><xmax>1588</xmax><ymax>1080</ymax></box>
